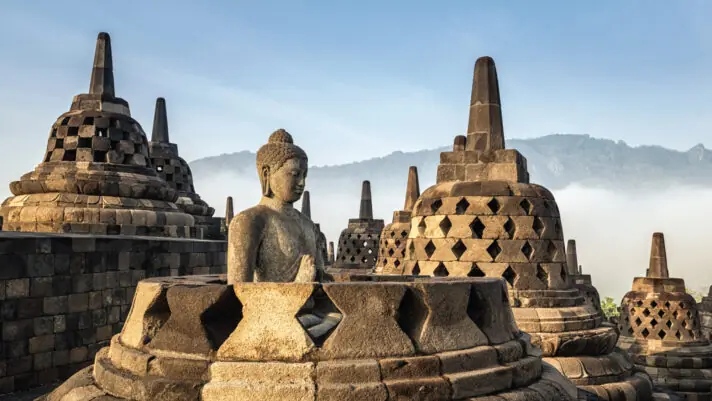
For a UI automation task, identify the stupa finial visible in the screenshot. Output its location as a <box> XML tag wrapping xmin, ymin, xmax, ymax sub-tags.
<box><xmin>328</xmin><ymin>241</ymin><xmax>335</xmax><ymax>264</ymax></box>
<box><xmin>466</xmin><ymin>56</ymin><xmax>504</xmax><ymax>151</ymax></box>
<box><xmin>404</xmin><ymin>166</ymin><xmax>420</xmax><ymax>211</ymax></box>
<box><xmin>359</xmin><ymin>180</ymin><xmax>373</xmax><ymax>220</ymax></box>
<box><xmin>648</xmin><ymin>232</ymin><xmax>669</xmax><ymax>278</ymax></box>
<box><xmin>301</xmin><ymin>191</ymin><xmax>311</xmax><ymax>219</ymax></box>
<box><xmin>89</xmin><ymin>32</ymin><xmax>115</xmax><ymax>97</ymax></box>
<box><xmin>151</xmin><ymin>98</ymin><xmax>170</xmax><ymax>143</ymax></box>
<box><xmin>225</xmin><ymin>196</ymin><xmax>234</xmax><ymax>226</ymax></box>
<box><xmin>566</xmin><ymin>239</ymin><xmax>579</xmax><ymax>275</ymax></box>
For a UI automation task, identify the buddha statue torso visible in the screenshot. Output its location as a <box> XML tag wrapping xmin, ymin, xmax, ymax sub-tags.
<box><xmin>229</xmin><ymin>200</ymin><xmax>323</xmax><ymax>282</ymax></box>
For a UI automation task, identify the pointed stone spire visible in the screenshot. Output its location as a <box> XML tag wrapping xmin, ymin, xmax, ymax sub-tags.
<box><xmin>328</xmin><ymin>241</ymin><xmax>335</xmax><ymax>264</ymax></box>
<box><xmin>648</xmin><ymin>232</ymin><xmax>669</xmax><ymax>278</ymax></box>
<box><xmin>359</xmin><ymin>181</ymin><xmax>373</xmax><ymax>220</ymax></box>
<box><xmin>566</xmin><ymin>239</ymin><xmax>579</xmax><ymax>275</ymax></box>
<box><xmin>151</xmin><ymin>98</ymin><xmax>170</xmax><ymax>143</ymax></box>
<box><xmin>89</xmin><ymin>32</ymin><xmax>115</xmax><ymax>97</ymax></box>
<box><xmin>225</xmin><ymin>196</ymin><xmax>234</xmax><ymax>226</ymax></box>
<box><xmin>453</xmin><ymin>135</ymin><xmax>466</xmax><ymax>151</ymax></box>
<box><xmin>301</xmin><ymin>191</ymin><xmax>311</xmax><ymax>219</ymax></box>
<box><xmin>403</xmin><ymin>167</ymin><xmax>420</xmax><ymax>211</ymax></box>
<box><xmin>466</xmin><ymin>56</ymin><xmax>504</xmax><ymax>152</ymax></box>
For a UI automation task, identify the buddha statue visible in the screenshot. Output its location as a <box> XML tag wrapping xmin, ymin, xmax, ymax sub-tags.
<box><xmin>227</xmin><ymin>129</ymin><xmax>326</xmax><ymax>284</ymax></box>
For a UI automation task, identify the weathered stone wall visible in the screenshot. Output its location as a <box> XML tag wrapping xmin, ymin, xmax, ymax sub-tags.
<box><xmin>0</xmin><ymin>232</ymin><xmax>226</xmax><ymax>394</ymax></box>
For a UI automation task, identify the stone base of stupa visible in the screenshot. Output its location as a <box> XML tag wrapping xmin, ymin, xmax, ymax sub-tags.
<box><xmin>40</xmin><ymin>275</ymin><xmax>582</xmax><ymax>401</ymax></box>
<box><xmin>618</xmin><ymin>337</ymin><xmax>712</xmax><ymax>401</ymax></box>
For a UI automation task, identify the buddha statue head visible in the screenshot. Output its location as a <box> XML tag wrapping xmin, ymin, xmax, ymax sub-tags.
<box><xmin>256</xmin><ymin>129</ymin><xmax>309</xmax><ymax>205</ymax></box>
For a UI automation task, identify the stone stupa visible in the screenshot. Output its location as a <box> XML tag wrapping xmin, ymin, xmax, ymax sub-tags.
<box><xmin>567</xmin><ymin>239</ymin><xmax>603</xmax><ymax>316</ymax></box>
<box><xmin>147</xmin><ymin>97</ymin><xmax>217</xmax><ymax>238</ymax></box>
<box><xmin>0</xmin><ymin>32</ymin><xmax>194</xmax><ymax>237</ymax></box>
<box><xmin>332</xmin><ymin>180</ymin><xmax>384</xmax><ymax>272</ymax></box>
<box><xmin>374</xmin><ymin>166</ymin><xmax>420</xmax><ymax>275</ymax></box>
<box><xmin>618</xmin><ymin>233</ymin><xmax>712</xmax><ymax>400</ymax></box>
<box><xmin>42</xmin><ymin>129</ymin><xmax>581</xmax><ymax>401</ymax></box>
<box><xmin>302</xmin><ymin>190</ymin><xmax>329</xmax><ymax>265</ymax></box>
<box><xmin>702</xmin><ymin>287</ymin><xmax>712</xmax><ymax>341</ymax></box>
<box><xmin>401</xmin><ymin>56</ymin><xmax>653</xmax><ymax>400</ymax></box>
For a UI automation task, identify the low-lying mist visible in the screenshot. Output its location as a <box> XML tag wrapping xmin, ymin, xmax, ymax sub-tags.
<box><xmin>194</xmin><ymin>171</ymin><xmax>712</xmax><ymax>302</ymax></box>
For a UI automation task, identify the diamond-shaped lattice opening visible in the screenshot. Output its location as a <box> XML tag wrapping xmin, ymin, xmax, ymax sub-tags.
<box><xmin>201</xmin><ymin>289</ymin><xmax>243</xmax><ymax>350</ymax></box>
<box><xmin>658</xmin><ymin>330</ymin><xmax>666</xmax><ymax>340</ymax></box>
<box><xmin>536</xmin><ymin>264</ymin><xmax>548</xmax><ymax>285</ymax></box>
<box><xmin>487</xmin><ymin>198</ymin><xmax>500</xmax><ymax>214</ymax></box>
<box><xmin>501</xmin><ymin>265</ymin><xmax>516</xmax><ymax>287</ymax></box>
<box><xmin>641</xmin><ymin>328</ymin><xmax>650</xmax><ymax>338</ymax></box>
<box><xmin>658</xmin><ymin>310</ymin><xmax>665</xmax><ymax>318</ymax></box>
<box><xmin>503</xmin><ymin>218</ymin><xmax>516</xmax><ymax>238</ymax></box>
<box><xmin>408</xmin><ymin>241</ymin><xmax>416</xmax><ymax>256</ymax></box>
<box><xmin>356</xmin><ymin>248</ymin><xmax>361</xmax><ymax>255</ymax></box>
<box><xmin>424</xmin><ymin>241</ymin><xmax>436</xmax><ymax>259</ymax></box>
<box><xmin>388</xmin><ymin>248</ymin><xmax>395</xmax><ymax>257</ymax></box>
<box><xmin>431</xmin><ymin>199</ymin><xmax>443</xmax><ymax>213</ymax></box>
<box><xmin>666</xmin><ymin>320</ymin><xmax>673</xmax><ymax>328</ymax></box>
<box><xmin>433</xmin><ymin>263</ymin><xmax>449</xmax><ymax>277</ymax></box>
<box><xmin>400</xmin><ymin>230</ymin><xmax>408</xmax><ymax>238</ymax></box>
<box><xmin>673</xmin><ymin>311</ymin><xmax>679</xmax><ymax>319</ymax></box>
<box><xmin>680</xmin><ymin>302</ymin><xmax>687</xmax><ymax>309</ymax></box>
<box><xmin>439</xmin><ymin>216</ymin><xmax>452</xmax><ymax>236</ymax></box>
<box><xmin>468</xmin><ymin>264</ymin><xmax>485</xmax><ymax>277</ymax></box>
<box><xmin>390</xmin><ymin>231</ymin><xmax>396</xmax><ymax>238</ymax></box>
<box><xmin>470</xmin><ymin>218</ymin><xmax>485</xmax><ymax>238</ymax></box>
<box><xmin>634</xmin><ymin>317</ymin><xmax>642</xmax><ymax>326</ymax></box>
<box><xmin>452</xmin><ymin>239</ymin><xmax>467</xmax><ymax>260</ymax></box>
<box><xmin>532</xmin><ymin>217</ymin><xmax>545</xmax><ymax>237</ymax></box>
<box><xmin>519</xmin><ymin>199</ymin><xmax>532</xmax><ymax>215</ymax></box>
<box><xmin>417</xmin><ymin>218</ymin><xmax>427</xmax><ymax>234</ymax></box>
<box><xmin>411</xmin><ymin>262</ymin><xmax>421</xmax><ymax>275</ymax></box>
<box><xmin>636</xmin><ymin>300</ymin><xmax>644</xmax><ymax>307</ymax></box>
<box><xmin>394</xmin><ymin>239</ymin><xmax>401</xmax><ymax>248</ymax></box>
<box><xmin>397</xmin><ymin>286</ymin><xmax>429</xmax><ymax>340</ymax></box>
<box><xmin>349</xmin><ymin>256</ymin><xmax>356</xmax><ymax>263</ymax></box>
<box><xmin>456</xmin><ymin>198</ymin><xmax>470</xmax><ymax>215</ymax></box>
<box><xmin>394</xmin><ymin>260</ymin><xmax>401</xmax><ymax>268</ymax></box>
<box><xmin>687</xmin><ymin>311</ymin><xmax>692</xmax><ymax>318</ymax></box>
<box><xmin>650</xmin><ymin>300</ymin><xmax>658</xmax><ymax>308</ymax></box>
<box><xmin>521</xmin><ymin>242</ymin><xmax>534</xmax><ymax>260</ymax></box>
<box><xmin>664</xmin><ymin>301</ymin><xmax>671</xmax><ymax>308</ymax></box>
<box><xmin>650</xmin><ymin>318</ymin><xmax>658</xmax><ymax>327</ymax></box>
<box><xmin>627</xmin><ymin>327</ymin><xmax>634</xmax><ymax>335</ymax></box>
<box><xmin>141</xmin><ymin>290</ymin><xmax>171</xmax><ymax>346</ymax></box>
<box><xmin>487</xmin><ymin>241</ymin><xmax>502</xmax><ymax>261</ymax></box>
<box><xmin>643</xmin><ymin>308</ymin><xmax>651</xmax><ymax>317</ymax></box>
<box><xmin>682</xmin><ymin>320</ymin><xmax>688</xmax><ymax>328</ymax></box>
<box><xmin>296</xmin><ymin>287</ymin><xmax>342</xmax><ymax>347</ymax></box>
<box><xmin>675</xmin><ymin>331</ymin><xmax>682</xmax><ymax>340</ymax></box>
<box><xmin>361</xmin><ymin>256</ymin><xmax>368</xmax><ymax>263</ymax></box>
<box><xmin>547</xmin><ymin>241</ymin><xmax>558</xmax><ymax>259</ymax></box>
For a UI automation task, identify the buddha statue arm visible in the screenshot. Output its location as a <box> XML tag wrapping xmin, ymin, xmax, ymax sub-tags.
<box><xmin>227</xmin><ymin>212</ymin><xmax>265</xmax><ymax>283</ymax></box>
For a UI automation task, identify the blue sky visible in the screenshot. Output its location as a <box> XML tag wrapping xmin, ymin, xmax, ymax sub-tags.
<box><xmin>0</xmin><ymin>0</ymin><xmax>711</xmax><ymax>187</ymax></box>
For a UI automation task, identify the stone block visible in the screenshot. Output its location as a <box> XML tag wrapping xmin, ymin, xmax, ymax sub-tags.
<box><xmin>384</xmin><ymin>377</ymin><xmax>451</xmax><ymax>400</ymax></box>
<box><xmin>44</xmin><ymin>296</ymin><xmax>68</xmax><ymax>315</ymax></box>
<box><xmin>68</xmin><ymin>293</ymin><xmax>89</xmax><ymax>313</ymax></box>
<box><xmin>6</xmin><ymin>278</ymin><xmax>30</xmax><ymax>298</ymax></box>
<box><xmin>34</xmin><ymin>316</ymin><xmax>55</xmax><ymax>336</ymax></box>
<box><xmin>17</xmin><ymin>298</ymin><xmax>44</xmax><ymax>318</ymax></box>
<box><xmin>31</xmin><ymin>277</ymin><xmax>54</xmax><ymax>297</ymax></box>
<box><xmin>316</xmin><ymin>359</ymin><xmax>381</xmax><ymax>384</ymax></box>
<box><xmin>438</xmin><ymin>345</ymin><xmax>500</xmax><ymax>373</ymax></box>
<box><xmin>317</xmin><ymin>383</ymin><xmax>389</xmax><ymax>401</ymax></box>
<box><xmin>379</xmin><ymin>355</ymin><xmax>440</xmax><ymax>380</ymax></box>
<box><xmin>446</xmin><ymin>365</ymin><xmax>514</xmax><ymax>398</ymax></box>
<box><xmin>27</xmin><ymin>254</ymin><xmax>55</xmax><ymax>277</ymax></box>
<box><xmin>29</xmin><ymin>334</ymin><xmax>55</xmax><ymax>353</ymax></box>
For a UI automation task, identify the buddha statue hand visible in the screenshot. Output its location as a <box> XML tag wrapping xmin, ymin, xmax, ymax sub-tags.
<box><xmin>294</xmin><ymin>254</ymin><xmax>317</xmax><ymax>282</ymax></box>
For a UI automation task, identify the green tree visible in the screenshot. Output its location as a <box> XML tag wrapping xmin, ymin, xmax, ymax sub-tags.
<box><xmin>600</xmin><ymin>297</ymin><xmax>620</xmax><ymax>319</ymax></box>
<box><xmin>686</xmin><ymin>288</ymin><xmax>703</xmax><ymax>303</ymax></box>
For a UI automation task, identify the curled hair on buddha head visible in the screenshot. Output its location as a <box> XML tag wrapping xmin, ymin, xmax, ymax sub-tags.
<box><xmin>256</xmin><ymin>129</ymin><xmax>308</xmax><ymax>196</ymax></box>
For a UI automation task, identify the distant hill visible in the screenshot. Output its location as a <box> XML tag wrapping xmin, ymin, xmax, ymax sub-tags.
<box><xmin>189</xmin><ymin>134</ymin><xmax>712</xmax><ymax>191</ymax></box>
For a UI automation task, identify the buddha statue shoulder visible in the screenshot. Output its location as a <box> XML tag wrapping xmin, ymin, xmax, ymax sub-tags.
<box><xmin>227</xmin><ymin>129</ymin><xmax>325</xmax><ymax>284</ymax></box>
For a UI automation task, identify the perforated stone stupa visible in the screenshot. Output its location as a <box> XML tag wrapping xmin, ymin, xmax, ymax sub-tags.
<box><xmin>0</xmin><ymin>32</ymin><xmax>194</xmax><ymax>237</ymax></box>
<box><xmin>302</xmin><ymin>190</ymin><xmax>329</xmax><ymax>265</ymax></box>
<box><xmin>618</xmin><ymin>233</ymin><xmax>712</xmax><ymax>400</ymax></box>
<box><xmin>375</xmin><ymin>166</ymin><xmax>420</xmax><ymax>275</ymax></box>
<box><xmin>332</xmin><ymin>180</ymin><xmax>384</xmax><ymax>272</ymax></box>
<box><xmin>147</xmin><ymin>97</ymin><xmax>216</xmax><ymax>238</ymax></box>
<box><xmin>567</xmin><ymin>239</ymin><xmax>603</xmax><ymax>316</ymax></box>
<box><xmin>702</xmin><ymin>287</ymin><xmax>712</xmax><ymax>341</ymax></box>
<box><xmin>401</xmin><ymin>56</ymin><xmax>653</xmax><ymax>400</ymax></box>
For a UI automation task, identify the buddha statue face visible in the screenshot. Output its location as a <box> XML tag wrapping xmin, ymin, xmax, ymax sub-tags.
<box><xmin>263</xmin><ymin>158</ymin><xmax>308</xmax><ymax>204</ymax></box>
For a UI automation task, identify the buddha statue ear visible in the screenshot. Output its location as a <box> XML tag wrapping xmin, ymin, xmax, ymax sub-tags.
<box><xmin>260</xmin><ymin>165</ymin><xmax>272</xmax><ymax>197</ymax></box>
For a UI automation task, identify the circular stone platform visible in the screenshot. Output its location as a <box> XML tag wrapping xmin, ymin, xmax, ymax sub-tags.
<box><xmin>41</xmin><ymin>275</ymin><xmax>580</xmax><ymax>400</ymax></box>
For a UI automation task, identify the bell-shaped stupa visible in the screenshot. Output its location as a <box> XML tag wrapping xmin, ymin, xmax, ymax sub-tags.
<box><xmin>402</xmin><ymin>56</ymin><xmax>653</xmax><ymax>399</ymax></box>
<box><xmin>566</xmin><ymin>239</ymin><xmax>603</xmax><ymax>316</ymax></box>
<box><xmin>618</xmin><ymin>233</ymin><xmax>712</xmax><ymax>400</ymax></box>
<box><xmin>147</xmin><ymin>97</ymin><xmax>217</xmax><ymax>238</ymax></box>
<box><xmin>332</xmin><ymin>180</ymin><xmax>384</xmax><ymax>272</ymax></box>
<box><xmin>301</xmin><ymin>190</ymin><xmax>329</xmax><ymax>265</ymax></box>
<box><xmin>0</xmin><ymin>32</ymin><xmax>194</xmax><ymax>237</ymax></box>
<box><xmin>375</xmin><ymin>166</ymin><xmax>420</xmax><ymax>274</ymax></box>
